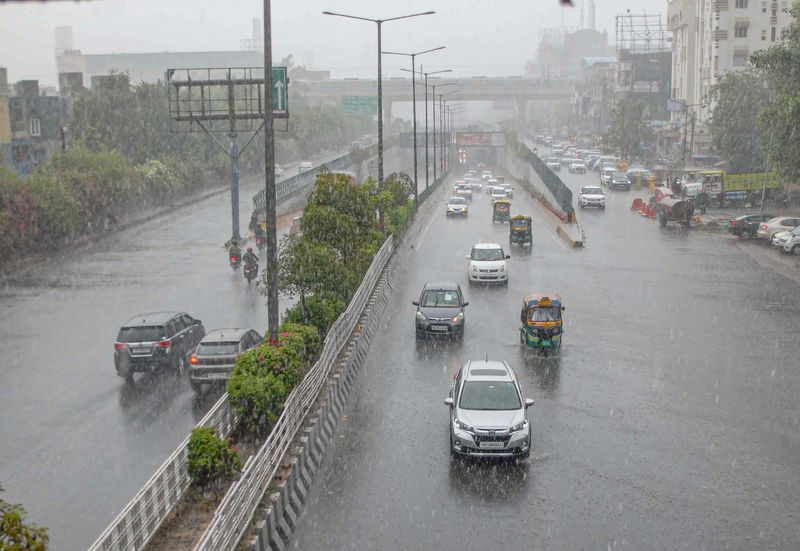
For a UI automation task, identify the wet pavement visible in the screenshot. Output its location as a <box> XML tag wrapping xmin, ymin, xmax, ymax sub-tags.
<box><xmin>293</xmin><ymin>166</ymin><xmax>800</xmax><ymax>549</ymax></box>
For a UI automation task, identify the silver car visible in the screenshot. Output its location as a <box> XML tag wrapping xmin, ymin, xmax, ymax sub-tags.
<box><xmin>444</xmin><ymin>360</ymin><xmax>534</xmax><ymax>459</ymax></box>
<box><xmin>189</xmin><ymin>328</ymin><xmax>262</xmax><ymax>391</ymax></box>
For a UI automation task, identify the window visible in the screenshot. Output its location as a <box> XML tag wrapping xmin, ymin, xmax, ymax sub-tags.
<box><xmin>29</xmin><ymin>118</ymin><xmax>41</xmax><ymax>136</ymax></box>
<box><xmin>714</xmin><ymin>55</ymin><xmax>719</xmax><ymax>71</ymax></box>
<box><xmin>734</xmin><ymin>21</ymin><xmax>749</xmax><ymax>37</ymax></box>
<box><xmin>735</xmin><ymin>0</ymin><xmax>748</xmax><ymax>7</ymax></box>
<box><xmin>762</xmin><ymin>29</ymin><xmax>767</xmax><ymax>40</ymax></box>
<box><xmin>733</xmin><ymin>49</ymin><xmax>749</xmax><ymax>66</ymax></box>
<box><xmin>762</xmin><ymin>1</ymin><xmax>767</xmax><ymax>12</ymax></box>
<box><xmin>771</xmin><ymin>26</ymin><xmax>776</xmax><ymax>41</ymax></box>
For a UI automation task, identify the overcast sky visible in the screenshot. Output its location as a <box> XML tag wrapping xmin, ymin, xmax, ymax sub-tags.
<box><xmin>0</xmin><ymin>0</ymin><xmax>665</xmax><ymax>87</ymax></box>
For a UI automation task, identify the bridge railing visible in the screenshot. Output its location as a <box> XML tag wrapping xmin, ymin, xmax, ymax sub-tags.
<box><xmin>87</xmin><ymin>393</ymin><xmax>237</xmax><ymax>551</ymax></box>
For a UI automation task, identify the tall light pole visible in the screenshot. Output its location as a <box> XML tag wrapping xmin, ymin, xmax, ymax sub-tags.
<box><xmin>383</xmin><ymin>46</ymin><xmax>445</xmax><ymax>211</ymax></box>
<box><xmin>429</xmin><ymin>81</ymin><xmax>455</xmax><ymax>182</ymax></box>
<box><xmin>323</xmin><ymin>9</ymin><xmax>435</xmax><ymax>186</ymax></box>
<box><xmin>439</xmin><ymin>91</ymin><xmax>458</xmax><ymax>175</ymax></box>
<box><xmin>402</xmin><ymin>67</ymin><xmax>451</xmax><ymax>190</ymax></box>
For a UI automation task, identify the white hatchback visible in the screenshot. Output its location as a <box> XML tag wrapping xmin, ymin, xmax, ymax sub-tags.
<box><xmin>467</xmin><ymin>243</ymin><xmax>510</xmax><ymax>285</ymax></box>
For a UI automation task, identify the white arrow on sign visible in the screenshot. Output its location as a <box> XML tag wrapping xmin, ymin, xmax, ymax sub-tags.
<box><xmin>274</xmin><ymin>80</ymin><xmax>285</xmax><ymax>110</ymax></box>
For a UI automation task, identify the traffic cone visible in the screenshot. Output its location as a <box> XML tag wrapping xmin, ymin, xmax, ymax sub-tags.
<box><xmin>647</xmin><ymin>205</ymin><xmax>657</xmax><ymax>219</ymax></box>
<box><xmin>639</xmin><ymin>202</ymin><xmax>647</xmax><ymax>216</ymax></box>
<box><xmin>631</xmin><ymin>198</ymin><xmax>643</xmax><ymax>211</ymax></box>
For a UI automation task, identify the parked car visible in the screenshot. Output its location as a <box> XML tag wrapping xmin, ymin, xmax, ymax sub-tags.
<box><xmin>298</xmin><ymin>161</ymin><xmax>314</xmax><ymax>173</ymax></box>
<box><xmin>114</xmin><ymin>312</ymin><xmax>206</xmax><ymax>383</ymax></box>
<box><xmin>772</xmin><ymin>229</ymin><xmax>793</xmax><ymax>248</ymax></box>
<box><xmin>189</xmin><ymin>328</ymin><xmax>263</xmax><ymax>391</ymax></box>
<box><xmin>727</xmin><ymin>213</ymin><xmax>775</xmax><ymax>238</ymax></box>
<box><xmin>444</xmin><ymin>359</ymin><xmax>533</xmax><ymax>459</ymax></box>
<box><xmin>546</xmin><ymin>157</ymin><xmax>561</xmax><ymax>171</ymax></box>
<box><xmin>446</xmin><ymin>196</ymin><xmax>469</xmax><ymax>216</ymax></box>
<box><xmin>413</xmin><ymin>282</ymin><xmax>468</xmax><ymax>340</ymax></box>
<box><xmin>780</xmin><ymin>226</ymin><xmax>800</xmax><ymax>254</ymax></box>
<box><xmin>569</xmin><ymin>160</ymin><xmax>587</xmax><ymax>173</ymax></box>
<box><xmin>609</xmin><ymin>171</ymin><xmax>631</xmax><ymax>191</ymax></box>
<box><xmin>756</xmin><ymin>216</ymin><xmax>800</xmax><ymax>241</ymax></box>
<box><xmin>579</xmin><ymin>185</ymin><xmax>605</xmax><ymax>209</ymax></box>
<box><xmin>467</xmin><ymin>242</ymin><xmax>510</xmax><ymax>285</ymax></box>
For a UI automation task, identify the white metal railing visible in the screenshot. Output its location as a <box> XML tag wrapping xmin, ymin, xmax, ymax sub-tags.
<box><xmin>87</xmin><ymin>393</ymin><xmax>237</xmax><ymax>551</ymax></box>
<box><xmin>193</xmin><ymin>235</ymin><xmax>395</xmax><ymax>551</ymax></box>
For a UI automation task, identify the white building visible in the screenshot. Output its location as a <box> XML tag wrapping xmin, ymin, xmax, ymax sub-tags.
<box><xmin>668</xmin><ymin>0</ymin><xmax>794</xmax><ymax>124</ymax></box>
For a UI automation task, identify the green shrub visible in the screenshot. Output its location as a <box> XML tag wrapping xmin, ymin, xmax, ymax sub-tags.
<box><xmin>282</xmin><ymin>293</ymin><xmax>345</xmax><ymax>337</ymax></box>
<box><xmin>279</xmin><ymin>322</ymin><xmax>322</xmax><ymax>362</ymax></box>
<box><xmin>187</xmin><ymin>427</ymin><xmax>242</xmax><ymax>486</ymax></box>
<box><xmin>1</xmin><ymin>484</ymin><xmax>49</xmax><ymax>550</ymax></box>
<box><xmin>227</xmin><ymin>365</ymin><xmax>289</xmax><ymax>435</ymax></box>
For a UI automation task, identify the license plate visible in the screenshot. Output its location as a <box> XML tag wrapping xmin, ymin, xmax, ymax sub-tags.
<box><xmin>430</xmin><ymin>325</ymin><xmax>448</xmax><ymax>332</ymax></box>
<box><xmin>541</xmin><ymin>340</ymin><xmax>552</xmax><ymax>346</ymax></box>
<box><xmin>479</xmin><ymin>441</ymin><xmax>505</xmax><ymax>450</ymax></box>
<box><xmin>132</xmin><ymin>348</ymin><xmax>150</xmax><ymax>354</ymax></box>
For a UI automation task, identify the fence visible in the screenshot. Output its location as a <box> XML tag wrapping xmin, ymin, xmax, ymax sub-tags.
<box><xmin>506</xmin><ymin>132</ymin><xmax>574</xmax><ymax>217</ymax></box>
<box><xmin>193</xmin><ymin>235</ymin><xmax>395</xmax><ymax>551</ymax></box>
<box><xmin>87</xmin><ymin>394</ymin><xmax>237</xmax><ymax>551</ymax></box>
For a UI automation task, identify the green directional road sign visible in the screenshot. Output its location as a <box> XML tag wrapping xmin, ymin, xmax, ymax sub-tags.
<box><xmin>340</xmin><ymin>95</ymin><xmax>378</xmax><ymax>115</ymax></box>
<box><xmin>271</xmin><ymin>67</ymin><xmax>288</xmax><ymax>113</ymax></box>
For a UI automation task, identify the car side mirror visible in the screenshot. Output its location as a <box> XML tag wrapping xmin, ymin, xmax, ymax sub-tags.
<box><xmin>195</xmin><ymin>319</ymin><xmax>202</xmax><ymax>326</ymax></box>
<box><xmin>505</xmin><ymin>255</ymin><xmax>511</xmax><ymax>259</ymax></box>
<box><xmin>465</xmin><ymin>254</ymin><xmax>471</xmax><ymax>259</ymax></box>
<box><xmin>444</xmin><ymin>397</ymin><xmax>454</xmax><ymax>407</ymax></box>
<box><xmin>411</xmin><ymin>301</ymin><xmax>419</xmax><ymax>306</ymax></box>
<box><xmin>561</xmin><ymin>306</ymin><xmax>566</xmax><ymax>311</ymax></box>
<box><xmin>462</xmin><ymin>301</ymin><xmax>469</xmax><ymax>307</ymax></box>
<box><xmin>524</xmin><ymin>398</ymin><xmax>535</xmax><ymax>408</ymax></box>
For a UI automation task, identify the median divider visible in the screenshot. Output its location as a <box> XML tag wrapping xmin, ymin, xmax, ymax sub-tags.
<box><xmin>235</xmin><ymin>174</ymin><xmax>450</xmax><ymax>551</ymax></box>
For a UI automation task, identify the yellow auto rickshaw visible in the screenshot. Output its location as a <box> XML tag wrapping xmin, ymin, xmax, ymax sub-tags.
<box><xmin>519</xmin><ymin>294</ymin><xmax>565</xmax><ymax>353</ymax></box>
<box><xmin>509</xmin><ymin>215</ymin><xmax>532</xmax><ymax>246</ymax></box>
<box><xmin>492</xmin><ymin>199</ymin><xmax>511</xmax><ymax>223</ymax></box>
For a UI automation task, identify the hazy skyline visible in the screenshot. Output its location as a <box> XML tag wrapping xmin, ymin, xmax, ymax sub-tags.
<box><xmin>0</xmin><ymin>0</ymin><xmax>665</xmax><ymax>87</ymax></box>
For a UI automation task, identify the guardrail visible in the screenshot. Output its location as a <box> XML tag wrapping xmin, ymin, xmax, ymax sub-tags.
<box><xmin>87</xmin><ymin>393</ymin><xmax>237</xmax><ymax>551</ymax></box>
<box><xmin>193</xmin><ymin>236</ymin><xmax>395</xmax><ymax>551</ymax></box>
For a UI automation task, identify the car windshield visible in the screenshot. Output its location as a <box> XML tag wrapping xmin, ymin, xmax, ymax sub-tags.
<box><xmin>612</xmin><ymin>172</ymin><xmax>627</xmax><ymax>179</ymax></box>
<box><xmin>582</xmin><ymin>187</ymin><xmax>603</xmax><ymax>195</ymax></box>
<box><xmin>449</xmin><ymin>197</ymin><xmax>466</xmax><ymax>205</ymax></box>
<box><xmin>459</xmin><ymin>381</ymin><xmax>521</xmax><ymax>411</ymax></box>
<box><xmin>117</xmin><ymin>325</ymin><xmax>165</xmax><ymax>343</ymax></box>
<box><xmin>530</xmin><ymin>307</ymin><xmax>561</xmax><ymax>322</ymax></box>
<box><xmin>420</xmin><ymin>289</ymin><xmax>460</xmax><ymax>308</ymax></box>
<box><xmin>472</xmin><ymin>247</ymin><xmax>504</xmax><ymax>261</ymax></box>
<box><xmin>492</xmin><ymin>188</ymin><xmax>505</xmax><ymax>195</ymax></box>
<box><xmin>511</xmin><ymin>218</ymin><xmax>529</xmax><ymax>228</ymax></box>
<box><xmin>547</xmin><ymin>157</ymin><xmax>559</xmax><ymax>163</ymax></box>
<box><xmin>196</xmin><ymin>341</ymin><xmax>239</xmax><ymax>355</ymax></box>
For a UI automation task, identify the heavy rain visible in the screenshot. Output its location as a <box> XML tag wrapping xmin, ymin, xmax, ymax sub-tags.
<box><xmin>1</xmin><ymin>1</ymin><xmax>799</xmax><ymax>550</ymax></box>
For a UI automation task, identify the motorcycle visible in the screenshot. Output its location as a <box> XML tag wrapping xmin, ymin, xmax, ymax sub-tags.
<box><xmin>229</xmin><ymin>251</ymin><xmax>241</xmax><ymax>271</ymax></box>
<box><xmin>244</xmin><ymin>262</ymin><xmax>259</xmax><ymax>283</ymax></box>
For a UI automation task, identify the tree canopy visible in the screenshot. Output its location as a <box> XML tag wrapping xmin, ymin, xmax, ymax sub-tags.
<box><xmin>603</xmin><ymin>99</ymin><xmax>654</xmax><ymax>161</ymax></box>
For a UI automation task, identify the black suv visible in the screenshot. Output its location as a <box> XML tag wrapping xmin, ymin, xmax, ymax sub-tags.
<box><xmin>114</xmin><ymin>312</ymin><xmax>206</xmax><ymax>383</ymax></box>
<box><xmin>727</xmin><ymin>213</ymin><xmax>775</xmax><ymax>238</ymax></box>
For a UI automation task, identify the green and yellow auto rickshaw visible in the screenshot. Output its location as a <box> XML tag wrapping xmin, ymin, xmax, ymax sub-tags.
<box><xmin>519</xmin><ymin>294</ymin><xmax>565</xmax><ymax>352</ymax></box>
<box><xmin>492</xmin><ymin>199</ymin><xmax>511</xmax><ymax>223</ymax></box>
<box><xmin>509</xmin><ymin>215</ymin><xmax>532</xmax><ymax>246</ymax></box>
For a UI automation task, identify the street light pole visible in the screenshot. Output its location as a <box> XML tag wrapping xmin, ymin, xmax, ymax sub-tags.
<box><xmin>323</xmin><ymin>10</ymin><xmax>435</xmax><ymax>186</ymax></box>
<box><xmin>438</xmin><ymin>91</ymin><xmax>458</xmax><ymax>175</ymax></box>
<box><xmin>383</xmin><ymin>46</ymin><xmax>445</xmax><ymax>211</ymax></box>
<box><xmin>429</xmin><ymin>81</ymin><xmax>455</xmax><ymax>182</ymax></box>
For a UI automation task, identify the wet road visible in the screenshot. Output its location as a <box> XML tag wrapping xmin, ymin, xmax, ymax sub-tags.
<box><xmin>293</xmin><ymin>165</ymin><xmax>800</xmax><ymax>549</ymax></box>
<box><xmin>0</xmin><ymin>144</ymin><xmax>418</xmax><ymax>549</ymax></box>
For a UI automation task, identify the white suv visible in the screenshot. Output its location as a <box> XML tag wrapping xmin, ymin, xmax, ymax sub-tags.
<box><xmin>579</xmin><ymin>185</ymin><xmax>605</xmax><ymax>209</ymax></box>
<box><xmin>780</xmin><ymin>226</ymin><xmax>800</xmax><ymax>254</ymax></box>
<box><xmin>467</xmin><ymin>243</ymin><xmax>510</xmax><ymax>285</ymax></box>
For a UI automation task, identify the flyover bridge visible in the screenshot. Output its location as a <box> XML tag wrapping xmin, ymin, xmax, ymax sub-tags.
<box><xmin>301</xmin><ymin>76</ymin><xmax>579</xmax><ymax>119</ymax></box>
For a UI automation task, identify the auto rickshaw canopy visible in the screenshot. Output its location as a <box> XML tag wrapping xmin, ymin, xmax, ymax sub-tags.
<box><xmin>510</xmin><ymin>214</ymin><xmax>531</xmax><ymax>229</ymax></box>
<box><xmin>521</xmin><ymin>294</ymin><xmax>563</xmax><ymax>324</ymax></box>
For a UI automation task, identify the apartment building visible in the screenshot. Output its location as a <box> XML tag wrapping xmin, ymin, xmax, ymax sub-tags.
<box><xmin>669</xmin><ymin>0</ymin><xmax>794</xmax><ymax>124</ymax></box>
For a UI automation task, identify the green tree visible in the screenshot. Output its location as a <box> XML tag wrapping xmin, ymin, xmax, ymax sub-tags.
<box><xmin>708</xmin><ymin>69</ymin><xmax>769</xmax><ymax>171</ymax></box>
<box><xmin>604</xmin><ymin>99</ymin><xmax>654</xmax><ymax>160</ymax></box>
<box><xmin>752</xmin><ymin>2</ymin><xmax>800</xmax><ymax>181</ymax></box>
<box><xmin>0</xmin><ymin>485</ymin><xmax>49</xmax><ymax>550</ymax></box>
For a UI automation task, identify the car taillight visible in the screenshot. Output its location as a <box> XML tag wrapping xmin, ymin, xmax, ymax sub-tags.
<box><xmin>230</xmin><ymin>255</ymin><xmax>237</xmax><ymax>262</ymax></box>
<box><xmin>190</xmin><ymin>355</ymin><xmax>198</xmax><ymax>365</ymax></box>
<box><xmin>157</xmin><ymin>340</ymin><xmax>170</xmax><ymax>348</ymax></box>
<box><xmin>730</xmin><ymin>220</ymin><xmax>737</xmax><ymax>226</ymax></box>
<box><xmin>761</xmin><ymin>224</ymin><xmax>768</xmax><ymax>230</ymax></box>
<box><xmin>114</xmin><ymin>342</ymin><xmax>125</xmax><ymax>350</ymax></box>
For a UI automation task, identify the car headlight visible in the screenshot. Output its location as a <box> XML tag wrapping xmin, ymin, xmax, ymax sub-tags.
<box><xmin>510</xmin><ymin>420</ymin><xmax>528</xmax><ymax>433</ymax></box>
<box><xmin>452</xmin><ymin>312</ymin><xmax>464</xmax><ymax>323</ymax></box>
<box><xmin>454</xmin><ymin>419</ymin><xmax>473</xmax><ymax>432</ymax></box>
<box><xmin>498</xmin><ymin>265</ymin><xmax>505</xmax><ymax>272</ymax></box>
<box><xmin>416</xmin><ymin>311</ymin><xmax>427</xmax><ymax>321</ymax></box>
<box><xmin>471</xmin><ymin>264</ymin><xmax>478</xmax><ymax>272</ymax></box>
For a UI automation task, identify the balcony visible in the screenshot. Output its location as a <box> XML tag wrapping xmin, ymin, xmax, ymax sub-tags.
<box><xmin>713</xmin><ymin>29</ymin><xmax>729</xmax><ymax>40</ymax></box>
<box><xmin>714</xmin><ymin>0</ymin><xmax>729</xmax><ymax>10</ymax></box>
